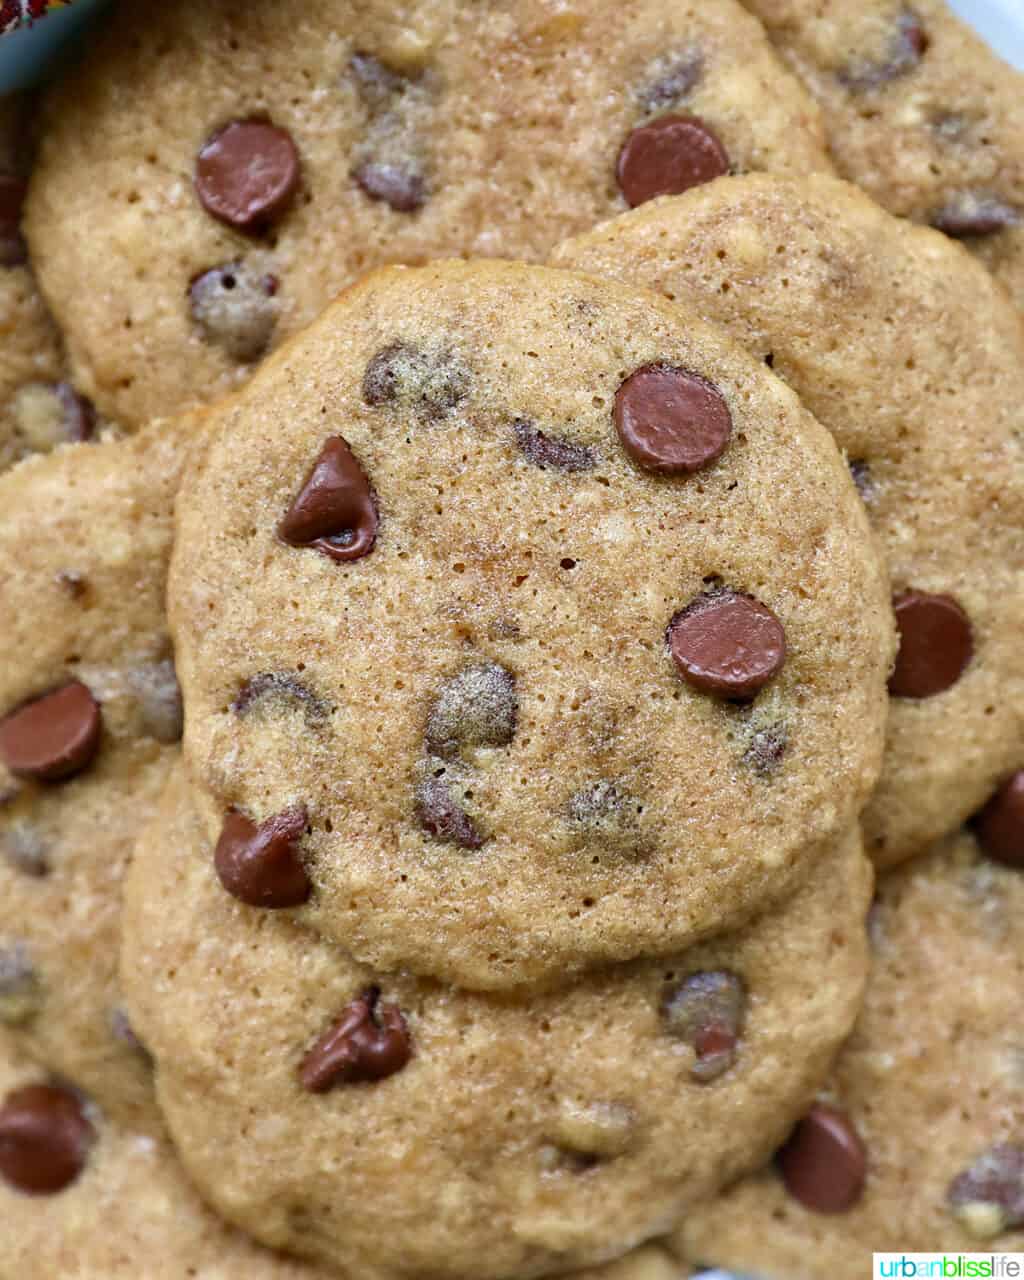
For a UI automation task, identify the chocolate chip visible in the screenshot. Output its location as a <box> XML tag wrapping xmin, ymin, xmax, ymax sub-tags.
<box><xmin>949</xmin><ymin>1144</ymin><xmax>1024</xmax><ymax>1237</ymax></box>
<box><xmin>616</xmin><ymin>115</ymin><xmax>729</xmax><ymax>208</ymax></box>
<box><xmin>0</xmin><ymin>944</ymin><xmax>42</xmax><ymax>1026</ymax></box>
<box><xmin>232</xmin><ymin>672</ymin><xmax>327</xmax><ymax>723</ymax></box>
<box><xmin>300</xmin><ymin>988</ymin><xmax>411</xmax><ymax>1092</ymax></box>
<box><xmin>195</xmin><ymin>120</ymin><xmax>300</xmax><ymax>232</ymax></box>
<box><xmin>662</xmin><ymin>971</ymin><xmax>745</xmax><ymax>1083</ymax></box>
<box><xmin>566</xmin><ymin>780</ymin><xmax>646</xmax><ymax>859</ymax></box>
<box><xmin>362</xmin><ymin>341</ymin><xmax>470</xmax><ymax>421</ymax></box>
<box><xmin>55</xmin><ymin>385</ymin><xmax>96</xmax><ymax>442</ymax></box>
<box><xmin>349</xmin><ymin>51</ymin><xmax>409</xmax><ymax>110</ymax></box>
<box><xmin>214</xmin><ymin>806</ymin><xmax>311</xmax><ymax>909</ymax></box>
<box><xmin>279</xmin><ymin>436</ymin><xmax>379</xmax><ymax>564</ymax></box>
<box><xmin>848</xmin><ymin>459</ymin><xmax>876</xmax><ymax>502</ymax></box>
<box><xmin>668</xmin><ymin>590</ymin><xmax>786</xmax><ymax>700</ymax></box>
<box><xmin>0</xmin><ymin>1084</ymin><xmax>94</xmax><ymax>1195</ymax></box>
<box><xmin>109</xmin><ymin>1008</ymin><xmax>151</xmax><ymax>1061</ymax></box>
<box><xmin>425</xmin><ymin>663</ymin><xmax>517</xmax><ymax>759</ymax></box>
<box><xmin>742</xmin><ymin>723</ymin><xmax>788</xmax><ymax>777</ymax></box>
<box><xmin>352</xmin><ymin>161</ymin><xmax>426</xmax><ymax>213</ymax></box>
<box><xmin>973</xmin><ymin>772</ymin><xmax>1024</xmax><ymax>869</ymax></box>
<box><xmin>514</xmin><ymin>420</ymin><xmax>597</xmax><ymax>473</ymax></box>
<box><xmin>614</xmin><ymin>363</ymin><xmax>731</xmax><ymax>475</ymax></box>
<box><xmin>128</xmin><ymin>658</ymin><xmax>183</xmax><ymax>744</ymax></box>
<box><xmin>889</xmin><ymin>591</ymin><xmax>973</xmax><ymax>699</ymax></box>
<box><xmin>189</xmin><ymin>262</ymin><xmax>280</xmax><ymax>362</ymax></box>
<box><xmin>776</xmin><ymin>1104</ymin><xmax>867</xmax><ymax>1213</ymax></box>
<box><xmin>415</xmin><ymin>775</ymin><xmax>484</xmax><ymax>850</ymax></box>
<box><xmin>0</xmin><ymin>173</ymin><xmax>27</xmax><ymax>267</ymax></box>
<box><xmin>1</xmin><ymin>822</ymin><xmax>48</xmax><ymax>877</ymax></box>
<box><xmin>839</xmin><ymin>9</ymin><xmax>929</xmax><ymax>91</ymax></box>
<box><xmin>12</xmin><ymin>382</ymin><xmax>96</xmax><ymax>453</ymax></box>
<box><xmin>0</xmin><ymin>682</ymin><xmax>102</xmax><ymax>782</ymax></box>
<box><xmin>931</xmin><ymin>194</ymin><xmax>1021</xmax><ymax>239</ymax></box>
<box><xmin>636</xmin><ymin>51</ymin><xmax>703</xmax><ymax>113</ymax></box>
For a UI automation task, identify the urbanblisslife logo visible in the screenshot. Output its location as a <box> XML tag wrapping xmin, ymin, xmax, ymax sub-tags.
<box><xmin>874</xmin><ymin>1256</ymin><xmax>1024</xmax><ymax>1279</ymax></box>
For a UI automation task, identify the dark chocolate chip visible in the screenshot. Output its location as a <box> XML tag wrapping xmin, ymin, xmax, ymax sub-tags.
<box><xmin>54</xmin><ymin>384</ymin><xmax>96</xmax><ymax>442</ymax></box>
<box><xmin>415</xmin><ymin>775</ymin><xmax>484</xmax><ymax>850</ymax></box>
<box><xmin>616</xmin><ymin>114</ymin><xmax>729</xmax><ymax>208</ymax></box>
<box><xmin>776</xmin><ymin>1104</ymin><xmax>867</xmax><ymax>1213</ymax></box>
<box><xmin>662</xmin><ymin>971</ymin><xmax>745</xmax><ymax>1083</ymax></box>
<box><xmin>636</xmin><ymin>51</ymin><xmax>703</xmax><ymax>113</ymax></box>
<box><xmin>839</xmin><ymin>9</ymin><xmax>929</xmax><ymax>91</ymax></box>
<box><xmin>0</xmin><ymin>173</ymin><xmax>27</xmax><ymax>267</ymax></box>
<box><xmin>300</xmin><ymin>988</ymin><xmax>411</xmax><ymax>1092</ymax></box>
<box><xmin>362</xmin><ymin>341</ymin><xmax>469</xmax><ymax>421</ymax></box>
<box><xmin>742</xmin><ymin>724</ymin><xmax>788</xmax><ymax>777</ymax></box>
<box><xmin>214</xmin><ymin>806</ymin><xmax>311</xmax><ymax>909</ymax></box>
<box><xmin>0</xmin><ymin>944</ymin><xmax>42</xmax><ymax>1026</ymax></box>
<box><xmin>352</xmin><ymin>161</ymin><xmax>426</xmax><ymax>213</ymax></box>
<box><xmin>948</xmin><ymin>1143</ymin><xmax>1024</xmax><ymax>1237</ymax></box>
<box><xmin>514</xmin><ymin>420</ymin><xmax>597</xmax><ymax>473</ymax></box>
<box><xmin>668</xmin><ymin>590</ymin><xmax>786</xmax><ymax>700</ymax></box>
<box><xmin>189</xmin><ymin>262</ymin><xmax>279</xmax><ymax>362</ymax></box>
<box><xmin>0</xmin><ymin>1084</ymin><xmax>94</xmax><ymax>1195</ymax></box>
<box><xmin>279</xmin><ymin>436</ymin><xmax>379</xmax><ymax>564</ymax></box>
<box><xmin>889</xmin><ymin>591</ymin><xmax>973</xmax><ymax>699</ymax></box>
<box><xmin>232</xmin><ymin>672</ymin><xmax>327</xmax><ymax>723</ymax></box>
<box><xmin>0</xmin><ymin>682</ymin><xmax>102</xmax><ymax>782</ymax></box>
<box><xmin>973</xmin><ymin>771</ymin><xmax>1024</xmax><ymax>869</ymax></box>
<box><xmin>195</xmin><ymin>120</ymin><xmax>300</xmax><ymax>232</ymax></box>
<box><xmin>425</xmin><ymin>663</ymin><xmax>517</xmax><ymax>759</ymax></box>
<box><xmin>931</xmin><ymin>194</ymin><xmax>1021</xmax><ymax>239</ymax></box>
<box><xmin>614</xmin><ymin>363</ymin><xmax>731</xmax><ymax>475</ymax></box>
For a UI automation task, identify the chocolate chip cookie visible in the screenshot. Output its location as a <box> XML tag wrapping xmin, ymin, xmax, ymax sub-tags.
<box><xmin>25</xmin><ymin>0</ymin><xmax>834</xmax><ymax>429</ymax></box>
<box><xmin>168</xmin><ymin>259</ymin><xmax>893</xmax><ymax>989</ymax></box>
<box><xmin>553</xmin><ymin>173</ymin><xmax>1024</xmax><ymax>866</ymax></box>
<box><xmin>0</xmin><ymin>1032</ymin><xmax>328</xmax><ymax>1279</ymax></box>
<box><xmin>122</xmin><ymin>766</ymin><xmax>872</xmax><ymax>1280</ymax></box>
<box><xmin>0</xmin><ymin>424</ymin><xmax>191</xmax><ymax>1128</ymax></box>
<box><xmin>735</xmin><ymin>0</ymin><xmax>1024</xmax><ymax>308</ymax></box>
<box><xmin>672</xmin><ymin>829</ymin><xmax>1024</xmax><ymax>1277</ymax></box>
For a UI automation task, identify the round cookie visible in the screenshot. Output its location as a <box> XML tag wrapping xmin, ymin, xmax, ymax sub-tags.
<box><xmin>553</xmin><ymin>173</ymin><xmax>1024</xmax><ymax>866</ymax></box>
<box><xmin>734</xmin><ymin>0</ymin><xmax>1024</xmax><ymax>309</ymax></box>
<box><xmin>26</xmin><ymin>0</ymin><xmax>833</xmax><ymax>429</ymax></box>
<box><xmin>0</xmin><ymin>1034</ymin><xmax>329</xmax><ymax>1279</ymax></box>
<box><xmin>0</xmin><ymin>425</ymin><xmax>191</xmax><ymax>1129</ymax></box>
<box><xmin>168</xmin><ymin>258</ymin><xmax>892</xmax><ymax>989</ymax></box>
<box><xmin>122</xmin><ymin>766</ymin><xmax>873</xmax><ymax>1280</ymax></box>
<box><xmin>672</xmin><ymin>829</ymin><xmax>1024</xmax><ymax>1277</ymax></box>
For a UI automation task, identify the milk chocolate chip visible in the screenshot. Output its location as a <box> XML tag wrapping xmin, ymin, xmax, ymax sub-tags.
<box><xmin>195</xmin><ymin>120</ymin><xmax>300</xmax><ymax>232</ymax></box>
<box><xmin>662</xmin><ymin>971</ymin><xmax>746</xmax><ymax>1083</ymax></box>
<box><xmin>214</xmin><ymin>806</ymin><xmax>311</xmax><ymax>908</ymax></box>
<box><xmin>425</xmin><ymin>663</ymin><xmax>517</xmax><ymax>759</ymax></box>
<box><xmin>668</xmin><ymin>590</ymin><xmax>786</xmax><ymax>700</ymax></box>
<box><xmin>777</xmin><ymin>1104</ymin><xmax>867</xmax><ymax>1213</ymax></box>
<box><xmin>839</xmin><ymin>9</ymin><xmax>928</xmax><ymax>90</ymax></box>
<box><xmin>415</xmin><ymin>775</ymin><xmax>484</xmax><ymax>850</ymax></box>
<box><xmin>0</xmin><ymin>945</ymin><xmax>42</xmax><ymax>1026</ymax></box>
<box><xmin>0</xmin><ymin>1084</ymin><xmax>94</xmax><ymax>1195</ymax></box>
<box><xmin>279</xmin><ymin>436</ymin><xmax>379</xmax><ymax>564</ymax></box>
<box><xmin>949</xmin><ymin>1143</ymin><xmax>1024</xmax><ymax>1237</ymax></box>
<box><xmin>514</xmin><ymin>420</ymin><xmax>597</xmax><ymax>473</ymax></box>
<box><xmin>973</xmin><ymin>771</ymin><xmax>1024</xmax><ymax>869</ymax></box>
<box><xmin>362</xmin><ymin>341</ymin><xmax>469</xmax><ymax>421</ymax></box>
<box><xmin>889</xmin><ymin>591</ymin><xmax>972</xmax><ymax>698</ymax></box>
<box><xmin>300</xmin><ymin>988</ymin><xmax>411</xmax><ymax>1091</ymax></box>
<box><xmin>614</xmin><ymin>364</ymin><xmax>731</xmax><ymax>475</ymax></box>
<box><xmin>189</xmin><ymin>262</ymin><xmax>279</xmax><ymax>362</ymax></box>
<box><xmin>932</xmin><ymin>194</ymin><xmax>1020</xmax><ymax>239</ymax></box>
<box><xmin>0</xmin><ymin>682</ymin><xmax>102</xmax><ymax>782</ymax></box>
<box><xmin>616</xmin><ymin>115</ymin><xmax>729</xmax><ymax>208</ymax></box>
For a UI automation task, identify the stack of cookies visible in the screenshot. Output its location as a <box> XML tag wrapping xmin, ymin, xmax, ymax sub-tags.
<box><xmin>0</xmin><ymin>3</ymin><xmax>1021</xmax><ymax>1278</ymax></box>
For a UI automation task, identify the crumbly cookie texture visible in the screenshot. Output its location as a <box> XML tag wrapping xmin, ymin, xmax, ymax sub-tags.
<box><xmin>735</xmin><ymin>0</ymin><xmax>1024</xmax><ymax>308</ymax></box>
<box><xmin>167</xmin><ymin>258</ymin><xmax>892</xmax><ymax>990</ymax></box>
<box><xmin>672</xmin><ymin>830</ymin><xmax>1024</xmax><ymax>1277</ymax></box>
<box><xmin>0</xmin><ymin>1034</ymin><xmax>330</xmax><ymax>1279</ymax></box>
<box><xmin>25</xmin><ymin>0</ymin><xmax>833</xmax><ymax>429</ymax></box>
<box><xmin>122</xmin><ymin>765</ymin><xmax>871</xmax><ymax>1280</ymax></box>
<box><xmin>0</xmin><ymin>425</ymin><xmax>194</xmax><ymax>1129</ymax></box>
<box><xmin>553</xmin><ymin>173</ymin><xmax>1024</xmax><ymax>867</ymax></box>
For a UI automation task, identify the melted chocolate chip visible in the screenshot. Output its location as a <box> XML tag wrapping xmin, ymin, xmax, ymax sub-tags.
<box><xmin>973</xmin><ymin>771</ymin><xmax>1024</xmax><ymax>869</ymax></box>
<box><xmin>362</xmin><ymin>341</ymin><xmax>470</xmax><ymax>421</ymax></box>
<box><xmin>300</xmin><ymin>988</ymin><xmax>411</xmax><ymax>1092</ymax></box>
<box><xmin>662</xmin><ymin>971</ymin><xmax>745</xmax><ymax>1083</ymax></box>
<box><xmin>614</xmin><ymin>363</ymin><xmax>732</xmax><ymax>475</ymax></box>
<box><xmin>425</xmin><ymin>663</ymin><xmax>518</xmax><ymax>759</ymax></box>
<box><xmin>668</xmin><ymin>590</ymin><xmax>786</xmax><ymax>700</ymax></box>
<box><xmin>232</xmin><ymin>672</ymin><xmax>327</xmax><ymax>723</ymax></box>
<box><xmin>776</xmin><ymin>1104</ymin><xmax>867</xmax><ymax>1213</ymax></box>
<box><xmin>0</xmin><ymin>944</ymin><xmax>42</xmax><ymax>1026</ymax></box>
<box><xmin>514</xmin><ymin>420</ymin><xmax>597</xmax><ymax>473</ymax></box>
<box><xmin>616</xmin><ymin>115</ymin><xmax>729</xmax><ymax>208</ymax></box>
<box><xmin>0</xmin><ymin>682</ymin><xmax>102</xmax><ymax>782</ymax></box>
<box><xmin>839</xmin><ymin>9</ymin><xmax>929</xmax><ymax>91</ymax></box>
<box><xmin>949</xmin><ymin>1143</ymin><xmax>1024</xmax><ymax>1237</ymax></box>
<box><xmin>636</xmin><ymin>51</ymin><xmax>703</xmax><ymax>113</ymax></box>
<box><xmin>214</xmin><ymin>806</ymin><xmax>311</xmax><ymax>909</ymax></box>
<box><xmin>195</xmin><ymin>120</ymin><xmax>300</xmax><ymax>232</ymax></box>
<box><xmin>0</xmin><ymin>1084</ymin><xmax>94</xmax><ymax>1195</ymax></box>
<box><xmin>415</xmin><ymin>775</ymin><xmax>484</xmax><ymax>850</ymax></box>
<box><xmin>0</xmin><ymin>174</ymin><xmax>27</xmax><ymax>267</ymax></box>
<box><xmin>931</xmin><ymin>194</ymin><xmax>1021</xmax><ymax>239</ymax></box>
<box><xmin>352</xmin><ymin>161</ymin><xmax>426</xmax><ymax>213</ymax></box>
<box><xmin>566</xmin><ymin>780</ymin><xmax>646</xmax><ymax>859</ymax></box>
<box><xmin>279</xmin><ymin>436</ymin><xmax>379</xmax><ymax>564</ymax></box>
<box><xmin>889</xmin><ymin>591</ymin><xmax>973</xmax><ymax>699</ymax></box>
<box><xmin>189</xmin><ymin>262</ymin><xmax>280</xmax><ymax>362</ymax></box>
<box><xmin>742</xmin><ymin>723</ymin><xmax>788</xmax><ymax>778</ymax></box>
